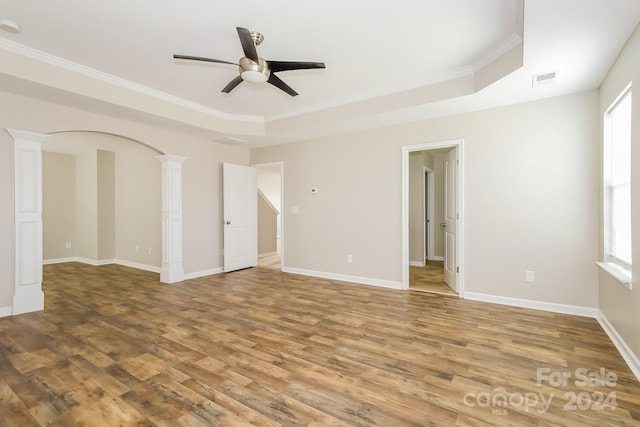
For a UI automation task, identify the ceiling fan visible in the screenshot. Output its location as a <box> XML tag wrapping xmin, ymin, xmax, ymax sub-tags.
<box><xmin>173</xmin><ymin>27</ymin><xmax>325</xmax><ymax>97</ymax></box>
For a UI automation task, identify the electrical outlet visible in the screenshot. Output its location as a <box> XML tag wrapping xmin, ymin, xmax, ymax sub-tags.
<box><xmin>347</xmin><ymin>254</ymin><xmax>353</xmax><ymax>263</ymax></box>
<box><xmin>136</xmin><ymin>246</ymin><xmax>140</xmax><ymax>253</ymax></box>
<box><xmin>148</xmin><ymin>248</ymin><xmax>152</xmax><ymax>255</ymax></box>
<box><xmin>525</xmin><ymin>270</ymin><xmax>535</xmax><ymax>283</ymax></box>
<box><xmin>65</xmin><ymin>241</ymin><xmax>71</xmax><ymax>249</ymax></box>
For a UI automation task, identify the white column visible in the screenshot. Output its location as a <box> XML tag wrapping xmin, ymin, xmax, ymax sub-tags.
<box><xmin>9</xmin><ymin>129</ymin><xmax>46</xmax><ymax>314</ymax></box>
<box><xmin>157</xmin><ymin>155</ymin><xmax>186</xmax><ymax>283</ymax></box>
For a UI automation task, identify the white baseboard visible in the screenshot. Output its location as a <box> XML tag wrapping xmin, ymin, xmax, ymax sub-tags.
<box><xmin>409</xmin><ymin>261</ymin><xmax>425</xmax><ymax>267</ymax></box>
<box><xmin>464</xmin><ymin>292</ymin><xmax>598</xmax><ymax>318</ymax></box>
<box><xmin>429</xmin><ymin>256</ymin><xmax>445</xmax><ymax>261</ymax></box>
<box><xmin>282</xmin><ymin>267</ymin><xmax>402</xmax><ymax>290</ymax></box>
<box><xmin>597</xmin><ymin>310</ymin><xmax>640</xmax><ymax>382</ymax></box>
<box><xmin>76</xmin><ymin>257</ymin><xmax>117</xmax><ymax>266</ymax></box>
<box><xmin>183</xmin><ymin>267</ymin><xmax>224</xmax><ymax>280</ymax></box>
<box><xmin>115</xmin><ymin>259</ymin><xmax>161</xmax><ymax>274</ymax></box>
<box><xmin>43</xmin><ymin>257</ymin><xmax>77</xmax><ymax>265</ymax></box>
<box><xmin>46</xmin><ymin>257</ymin><xmax>161</xmax><ymax>274</ymax></box>
<box><xmin>0</xmin><ymin>306</ymin><xmax>12</xmax><ymax>318</ymax></box>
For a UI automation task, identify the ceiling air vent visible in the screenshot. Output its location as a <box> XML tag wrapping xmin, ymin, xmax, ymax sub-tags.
<box><xmin>532</xmin><ymin>71</ymin><xmax>557</xmax><ymax>88</ymax></box>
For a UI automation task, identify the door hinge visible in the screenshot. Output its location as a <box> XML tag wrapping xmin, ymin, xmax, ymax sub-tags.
<box><xmin>456</xmin><ymin>266</ymin><xmax>459</xmax><ymax>273</ymax></box>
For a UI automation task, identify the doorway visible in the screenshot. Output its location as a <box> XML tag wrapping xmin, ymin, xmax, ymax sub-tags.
<box><xmin>254</xmin><ymin>162</ymin><xmax>283</xmax><ymax>270</ymax></box>
<box><xmin>402</xmin><ymin>140</ymin><xmax>464</xmax><ymax>296</ymax></box>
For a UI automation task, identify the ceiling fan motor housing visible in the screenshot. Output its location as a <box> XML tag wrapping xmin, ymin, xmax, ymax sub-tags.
<box><xmin>239</xmin><ymin>57</ymin><xmax>270</xmax><ymax>84</ymax></box>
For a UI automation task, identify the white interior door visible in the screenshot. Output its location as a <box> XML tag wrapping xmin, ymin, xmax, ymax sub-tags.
<box><xmin>443</xmin><ymin>148</ymin><xmax>458</xmax><ymax>291</ymax></box>
<box><xmin>223</xmin><ymin>163</ymin><xmax>257</xmax><ymax>272</ymax></box>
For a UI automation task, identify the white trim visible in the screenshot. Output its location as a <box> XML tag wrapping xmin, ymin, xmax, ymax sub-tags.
<box><xmin>0</xmin><ymin>38</ymin><xmax>263</xmax><ymax>124</ymax></box>
<box><xmin>0</xmin><ymin>306</ymin><xmax>13</xmax><ymax>318</ymax></box>
<box><xmin>43</xmin><ymin>257</ymin><xmax>78</xmax><ymax>265</ymax></box>
<box><xmin>59</xmin><ymin>257</ymin><xmax>162</xmax><ymax>274</ymax></box>
<box><xmin>409</xmin><ymin>261</ymin><xmax>425</xmax><ymax>267</ymax></box>
<box><xmin>597</xmin><ymin>310</ymin><xmax>640</xmax><ymax>382</ymax></box>
<box><xmin>114</xmin><ymin>259</ymin><xmax>161</xmax><ymax>274</ymax></box>
<box><xmin>430</xmin><ymin>256</ymin><xmax>445</xmax><ymax>262</ymax></box>
<box><xmin>596</xmin><ymin>262</ymin><xmax>632</xmax><ymax>290</ymax></box>
<box><xmin>266</xmin><ymin>66</ymin><xmax>474</xmax><ymax>122</ymax></box>
<box><xmin>472</xmin><ymin>33</ymin><xmax>523</xmax><ymax>71</ymax></box>
<box><xmin>158</xmin><ymin>155</ymin><xmax>186</xmax><ymax>284</ymax></box>
<box><xmin>464</xmin><ymin>292</ymin><xmax>598</xmax><ymax>318</ymax></box>
<box><xmin>76</xmin><ymin>257</ymin><xmax>117</xmax><ymax>266</ymax></box>
<box><xmin>423</xmin><ymin>166</ymin><xmax>435</xmax><ymax>262</ymax></box>
<box><xmin>402</xmin><ymin>139</ymin><xmax>465</xmax><ymax>296</ymax></box>
<box><xmin>10</xmin><ymin>128</ymin><xmax>46</xmax><ymax>315</ymax></box>
<box><xmin>258</xmin><ymin>189</ymin><xmax>280</xmax><ymax>214</ymax></box>
<box><xmin>183</xmin><ymin>268</ymin><xmax>224</xmax><ymax>280</ymax></box>
<box><xmin>282</xmin><ymin>267</ymin><xmax>402</xmax><ymax>290</ymax></box>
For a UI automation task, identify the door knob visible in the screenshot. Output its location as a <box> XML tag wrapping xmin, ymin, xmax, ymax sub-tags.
<box><xmin>224</xmin><ymin>220</ymin><xmax>231</xmax><ymax>225</ymax></box>
<box><xmin>440</xmin><ymin>222</ymin><xmax>446</xmax><ymax>229</ymax></box>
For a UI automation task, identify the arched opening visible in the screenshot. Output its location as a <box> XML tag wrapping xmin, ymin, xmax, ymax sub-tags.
<box><xmin>9</xmin><ymin>129</ymin><xmax>185</xmax><ymax>315</ymax></box>
<box><xmin>42</xmin><ymin>131</ymin><xmax>163</xmax><ymax>269</ymax></box>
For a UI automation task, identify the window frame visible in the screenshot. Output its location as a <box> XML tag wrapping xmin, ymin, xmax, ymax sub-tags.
<box><xmin>600</xmin><ymin>84</ymin><xmax>633</xmax><ymax>289</ymax></box>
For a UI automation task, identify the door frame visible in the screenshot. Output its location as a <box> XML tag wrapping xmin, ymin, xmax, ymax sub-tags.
<box><xmin>402</xmin><ymin>139</ymin><xmax>464</xmax><ymax>295</ymax></box>
<box><xmin>252</xmin><ymin>161</ymin><xmax>284</xmax><ymax>270</ymax></box>
<box><xmin>423</xmin><ymin>166</ymin><xmax>435</xmax><ymax>263</ymax></box>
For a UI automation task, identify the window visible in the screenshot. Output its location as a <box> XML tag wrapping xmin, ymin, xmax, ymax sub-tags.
<box><xmin>602</xmin><ymin>85</ymin><xmax>632</xmax><ymax>285</ymax></box>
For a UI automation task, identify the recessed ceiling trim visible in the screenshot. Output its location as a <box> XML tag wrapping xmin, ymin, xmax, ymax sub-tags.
<box><xmin>472</xmin><ymin>33</ymin><xmax>523</xmax><ymax>72</ymax></box>
<box><xmin>0</xmin><ymin>38</ymin><xmax>264</xmax><ymax>124</ymax></box>
<box><xmin>266</xmin><ymin>66</ymin><xmax>475</xmax><ymax>122</ymax></box>
<box><xmin>214</xmin><ymin>135</ymin><xmax>247</xmax><ymax>145</ymax></box>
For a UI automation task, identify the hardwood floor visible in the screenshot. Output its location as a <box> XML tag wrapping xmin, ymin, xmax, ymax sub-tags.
<box><xmin>258</xmin><ymin>253</ymin><xmax>281</xmax><ymax>270</ymax></box>
<box><xmin>1</xmin><ymin>262</ymin><xmax>639</xmax><ymax>426</ymax></box>
<box><xmin>409</xmin><ymin>261</ymin><xmax>456</xmax><ymax>295</ymax></box>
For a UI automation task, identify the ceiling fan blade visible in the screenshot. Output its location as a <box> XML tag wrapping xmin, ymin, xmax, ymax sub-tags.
<box><xmin>236</xmin><ymin>27</ymin><xmax>259</xmax><ymax>63</ymax></box>
<box><xmin>268</xmin><ymin>73</ymin><xmax>298</xmax><ymax>97</ymax></box>
<box><xmin>267</xmin><ymin>61</ymin><xmax>326</xmax><ymax>72</ymax></box>
<box><xmin>173</xmin><ymin>54</ymin><xmax>237</xmax><ymax>65</ymax></box>
<box><xmin>222</xmin><ymin>75</ymin><xmax>244</xmax><ymax>93</ymax></box>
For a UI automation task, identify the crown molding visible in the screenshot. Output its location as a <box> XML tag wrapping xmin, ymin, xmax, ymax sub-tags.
<box><xmin>0</xmin><ymin>38</ymin><xmax>264</xmax><ymax>125</ymax></box>
<box><xmin>266</xmin><ymin>66</ymin><xmax>475</xmax><ymax>122</ymax></box>
<box><xmin>472</xmin><ymin>33</ymin><xmax>523</xmax><ymax>72</ymax></box>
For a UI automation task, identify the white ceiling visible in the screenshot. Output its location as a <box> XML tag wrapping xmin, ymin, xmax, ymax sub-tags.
<box><xmin>0</xmin><ymin>0</ymin><xmax>639</xmax><ymax>148</ymax></box>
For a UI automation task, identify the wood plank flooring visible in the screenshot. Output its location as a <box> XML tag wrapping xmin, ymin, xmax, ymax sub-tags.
<box><xmin>1</xmin><ymin>262</ymin><xmax>639</xmax><ymax>426</ymax></box>
<box><xmin>409</xmin><ymin>261</ymin><xmax>457</xmax><ymax>295</ymax></box>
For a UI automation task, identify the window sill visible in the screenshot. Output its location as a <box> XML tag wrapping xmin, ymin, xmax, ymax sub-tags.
<box><xmin>596</xmin><ymin>262</ymin><xmax>633</xmax><ymax>290</ymax></box>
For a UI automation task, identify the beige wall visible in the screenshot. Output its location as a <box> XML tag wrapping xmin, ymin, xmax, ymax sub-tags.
<box><xmin>258</xmin><ymin>192</ymin><xmax>278</xmax><ymax>255</ymax></box>
<box><xmin>252</xmin><ymin>90</ymin><xmax>599</xmax><ymax>308</ymax></box>
<box><xmin>43</xmin><ymin>151</ymin><xmax>76</xmax><ymax>260</ymax></box>
<box><xmin>76</xmin><ymin>150</ymin><xmax>99</xmax><ymax>260</ymax></box>
<box><xmin>0</xmin><ymin>90</ymin><xmax>249</xmax><ymax>309</ymax></box>
<box><xmin>97</xmin><ymin>150</ymin><xmax>116</xmax><ymax>260</ymax></box>
<box><xmin>598</xmin><ymin>24</ymin><xmax>640</xmax><ymax>359</ymax></box>
<box><xmin>43</xmin><ymin>140</ymin><xmax>160</xmax><ymax>267</ymax></box>
<box><xmin>115</xmin><ymin>144</ymin><xmax>161</xmax><ymax>266</ymax></box>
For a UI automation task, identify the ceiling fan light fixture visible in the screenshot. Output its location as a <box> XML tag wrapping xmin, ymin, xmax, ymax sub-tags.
<box><xmin>241</xmin><ymin>70</ymin><xmax>269</xmax><ymax>84</ymax></box>
<box><xmin>239</xmin><ymin>57</ymin><xmax>270</xmax><ymax>84</ymax></box>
